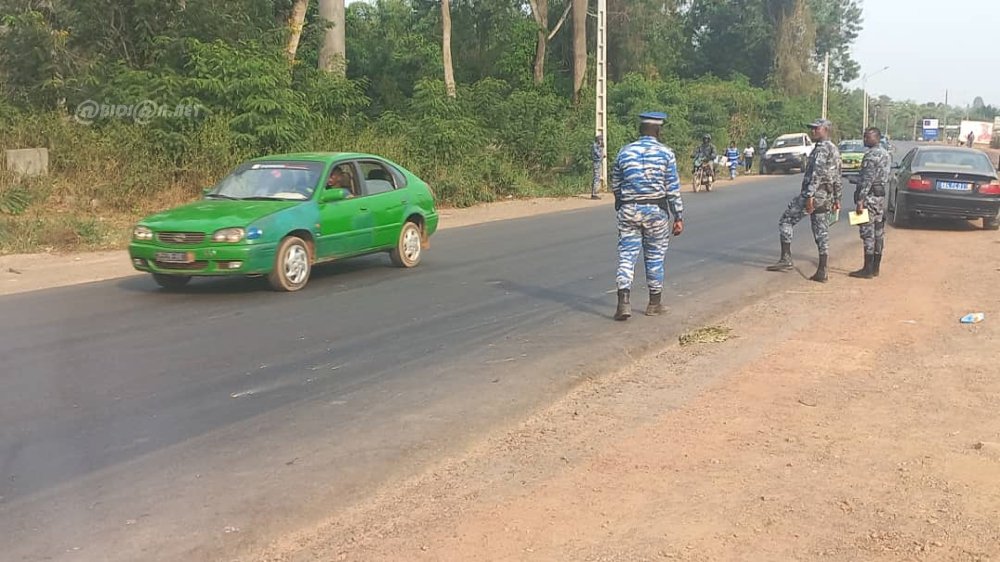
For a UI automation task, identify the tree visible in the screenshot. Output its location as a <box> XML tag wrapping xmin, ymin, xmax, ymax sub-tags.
<box><xmin>527</xmin><ymin>0</ymin><xmax>572</xmax><ymax>85</ymax></box>
<box><xmin>571</xmin><ymin>0</ymin><xmax>586</xmax><ymax>102</ymax></box>
<box><xmin>318</xmin><ymin>0</ymin><xmax>346</xmax><ymax>76</ymax></box>
<box><xmin>441</xmin><ymin>0</ymin><xmax>456</xmax><ymax>98</ymax></box>
<box><xmin>808</xmin><ymin>0</ymin><xmax>862</xmax><ymax>84</ymax></box>
<box><xmin>973</xmin><ymin>96</ymin><xmax>986</xmax><ymax>109</ymax></box>
<box><xmin>286</xmin><ymin>0</ymin><xmax>310</xmax><ymax>62</ymax></box>
<box><xmin>770</xmin><ymin>0</ymin><xmax>819</xmax><ymax>97</ymax></box>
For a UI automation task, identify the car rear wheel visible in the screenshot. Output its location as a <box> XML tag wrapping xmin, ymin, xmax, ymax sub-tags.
<box><xmin>390</xmin><ymin>221</ymin><xmax>423</xmax><ymax>268</ymax></box>
<box><xmin>890</xmin><ymin>192</ymin><xmax>910</xmax><ymax>228</ymax></box>
<box><xmin>984</xmin><ymin>215</ymin><xmax>1000</xmax><ymax>231</ymax></box>
<box><xmin>152</xmin><ymin>273</ymin><xmax>191</xmax><ymax>290</ymax></box>
<box><xmin>269</xmin><ymin>236</ymin><xmax>312</xmax><ymax>292</ymax></box>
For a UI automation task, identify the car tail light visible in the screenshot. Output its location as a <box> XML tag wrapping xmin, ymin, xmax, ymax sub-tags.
<box><xmin>906</xmin><ymin>175</ymin><xmax>932</xmax><ymax>191</ymax></box>
<box><xmin>980</xmin><ymin>180</ymin><xmax>1000</xmax><ymax>195</ymax></box>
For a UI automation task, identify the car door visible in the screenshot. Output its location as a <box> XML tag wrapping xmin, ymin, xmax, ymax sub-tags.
<box><xmin>316</xmin><ymin>161</ymin><xmax>375</xmax><ymax>259</ymax></box>
<box><xmin>357</xmin><ymin>159</ymin><xmax>407</xmax><ymax>248</ymax></box>
<box><xmin>889</xmin><ymin>149</ymin><xmax>917</xmax><ymax>209</ymax></box>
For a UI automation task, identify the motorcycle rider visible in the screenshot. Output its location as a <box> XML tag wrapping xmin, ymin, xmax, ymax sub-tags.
<box><xmin>692</xmin><ymin>134</ymin><xmax>718</xmax><ymax>183</ymax></box>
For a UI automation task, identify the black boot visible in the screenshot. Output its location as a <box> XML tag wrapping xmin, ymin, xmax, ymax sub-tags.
<box><xmin>766</xmin><ymin>241</ymin><xmax>794</xmax><ymax>271</ymax></box>
<box><xmin>645</xmin><ymin>291</ymin><xmax>663</xmax><ymax>316</ymax></box>
<box><xmin>849</xmin><ymin>253</ymin><xmax>874</xmax><ymax>279</ymax></box>
<box><xmin>614</xmin><ymin>289</ymin><xmax>631</xmax><ymax>321</ymax></box>
<box><xmin>809</xmin><ymin>254</ymin><xmax>829</xmax><ymax>283</ymax></box>
<box><xmin>872</xmin><ymin>253</ymin><xmax>882</xmax><ymax>277</ymax></box>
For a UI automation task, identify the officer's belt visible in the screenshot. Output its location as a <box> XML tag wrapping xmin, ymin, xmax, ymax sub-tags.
<box><xmin>621</xmin><ymin>197</ymin><xmax>667</xmax><ymax>205</ymax></box>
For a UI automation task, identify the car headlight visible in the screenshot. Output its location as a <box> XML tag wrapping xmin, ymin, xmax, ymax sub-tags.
<box><xmin>212</xmin><ymin>227</ymin><xmax>245</xmax><ymax>243</ymax></box>
<box><xmin>133</xmin><ymin>226</ymin><xmax>153</xmax><ymax>241</ymax></box>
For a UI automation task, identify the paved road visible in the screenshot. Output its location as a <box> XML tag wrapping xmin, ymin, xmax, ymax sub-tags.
<box><xmin>0</xmin><ymin>150</ymin><xmax>903</xmax><ymax>561</ymax></box>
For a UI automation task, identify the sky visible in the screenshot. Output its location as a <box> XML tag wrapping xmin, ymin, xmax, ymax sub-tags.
<box><xmin>850</xmin><ymin>0</ymin><xmax>1000</xmax><ymax>107</ymax></box>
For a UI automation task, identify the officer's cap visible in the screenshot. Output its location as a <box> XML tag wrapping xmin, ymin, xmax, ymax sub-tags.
<box><xmin>807</xmin><ymin>118</ymin><xmax>833</xmax><ymax>129</ymax></box>
<box><xmin>639</xmin><ymin>111</ymin><xmax>667</xmax><ymax>125</ymax></box>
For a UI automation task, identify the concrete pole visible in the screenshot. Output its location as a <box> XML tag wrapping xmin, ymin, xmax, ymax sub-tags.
<box><xmin>822</xmin><ymin>52</ymin><xmax>829</xmax><ymax>120</ymax></box>
<box><xmin>592</xmin><ymin>0</ymin><xmax>607</xmax><ymax>198</ymax></box>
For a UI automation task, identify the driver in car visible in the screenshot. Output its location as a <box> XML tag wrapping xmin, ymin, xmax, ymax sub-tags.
<box><xmin>327</xmin><ymin>166</ymin><xmax>355</xmax><ymax>197</ymax></box>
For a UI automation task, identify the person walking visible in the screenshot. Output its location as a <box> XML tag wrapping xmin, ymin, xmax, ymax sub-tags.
<box><xmin>765</xmin><ymin>118</ymin><xmax>842</xmax><ymax>282</ymax></box>
<box><xmin>743</xmin><ymin>144</ymin><xmax>755</xmax><ymax>174</ymax></box>
<box><xmin>848</xmin><ymin>127</ymin><xmax>892</xmax><ymax>279</ymax></box>
<box><xmin>611</xmin><ymin>111</ymin><xmax>685</xmax><ymax>321</ymax></box>
<box><xmin>725</xmin><ymin>142</ymin><xmax>740</xmax><ymax>180</ymax></box>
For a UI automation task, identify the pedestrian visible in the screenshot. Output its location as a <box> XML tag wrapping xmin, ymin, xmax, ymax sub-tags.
<box><xmin>967</xmin><ymin>130</ymin><xmax>976</xmax><ymax>148</ymax></box>
<box><xmin>758</xmin><ymin>134</ymin><xmax>768</xmax><ymax>174</ymax></box>
<box><xmin>766</xmin><ymin>118</ymin><xmax>842</xmax><ymax>282</ymax></box>
<box><xmin>743</xmin><ymin>145</ymin><xmax>755</xmax><ymax>173</ymax></box>
<box><xmin>611</xmin><ymin>111</ymin><xmax>685</xmax><ymax>321</ymax></box>
<box><xmin>726</xmin><ymin>142</ymin><xmax>740</xmax><ymax>180</ymax></box>
<box><xmin>591</xmin><ymin>134</ymin><xmax>604</xmax><ymax>199</ymax></box>
<box><xmin>848</xmin><ymin>127</ymin><xmax>891</xmax><ymax>279</ymax></box>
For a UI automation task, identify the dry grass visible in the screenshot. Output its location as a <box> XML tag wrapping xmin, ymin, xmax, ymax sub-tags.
<box><xmin>678</xmin><ymin>325</ymin><xmax>733</xmax><ymax>346</ymax></box>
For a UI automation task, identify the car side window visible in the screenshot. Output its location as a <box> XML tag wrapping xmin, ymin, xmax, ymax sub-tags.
<box><xmin>358</xmin><ymin>161</ymin><xmax>397</xmax><ymax>196</ymax></box>
<box><xmin>324</xmin><ymin>162</ymin><xmax>361</xmax><ymax>197</ymax></box>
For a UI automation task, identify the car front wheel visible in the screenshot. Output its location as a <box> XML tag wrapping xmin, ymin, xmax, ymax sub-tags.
<box><xmin>390</xmin><ymin>221</ymin><xmax>423</xmax><ymax>268</ymax></box>
<box><xmin>152</xmin><ymin>273</ymin><xmax>191</xmax><ymax>290</ymax></box>
<box><xmin>984</xmin><ymin>215</ymin><xmax>1000</xmax><ymax>231</ymax></box>
<box><xmin>269</xmin><ymin>236</ymin><xmax>312</xmax><ymax>292</ymax></box>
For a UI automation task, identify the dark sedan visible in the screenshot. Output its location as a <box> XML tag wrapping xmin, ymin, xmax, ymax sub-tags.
<box><xmin>888</xmin><ymin>146</ymin><xmax>1000</xmax><ymax>230</ymax></box>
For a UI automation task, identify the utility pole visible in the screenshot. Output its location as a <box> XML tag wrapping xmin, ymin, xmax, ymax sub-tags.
<box><xmin>592</xmin><ymin>0</ymin><xmax>607</xmax><ymax>199</ymax></box>
<box><xmin>821</xmin><ymin>52</ymin><xmax>829</xmax><ymax>120</ymax></box>
<box><xmin>861</xmin><ymin>66</ymin><xmax>889</xmax><ymax>132</ymax></box>
<box><xmin>943</xmin><ymin>89</ymin><xmax>949</xmax><ymax>143</ymax></box>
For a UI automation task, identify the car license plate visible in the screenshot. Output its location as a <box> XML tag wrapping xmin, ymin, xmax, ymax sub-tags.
<box><xmin>774</xmin><ymin>156</ymin><xmax>786</xmax><ymax>161</ymax></box>
<box><xmin>156</xmin><ymin>251</ymin><xmax>194</xmax><ymax>263</ymax></box>
<box><xmin>937</xmin><ymin>181</ymin><xmax>972</xmax><ymax>192</ymax></box>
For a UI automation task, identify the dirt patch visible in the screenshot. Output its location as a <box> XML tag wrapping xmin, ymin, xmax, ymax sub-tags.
<box><xmin>256</xmin><ymin>220</ymin><xmax>1000</xmax><ymax>562</ymax></box>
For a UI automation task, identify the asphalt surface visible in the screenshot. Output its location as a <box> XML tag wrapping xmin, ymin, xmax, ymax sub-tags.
<box><xmin>0</xmin><ymin>148</ymin><xmax>908</xmax><ymax>561</ymax></box>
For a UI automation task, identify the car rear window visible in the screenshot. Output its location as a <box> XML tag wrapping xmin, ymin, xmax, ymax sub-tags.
<box><xmin>913</xmin><ymin>150</ymin><xmax>996</xmax><ymax>175</ymax></box>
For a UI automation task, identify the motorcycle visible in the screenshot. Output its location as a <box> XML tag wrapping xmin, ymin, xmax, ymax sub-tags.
<box><xmin>692</xmin><ymin>157</ymin><xmax>715</xmax><ymax>192</ymax></box>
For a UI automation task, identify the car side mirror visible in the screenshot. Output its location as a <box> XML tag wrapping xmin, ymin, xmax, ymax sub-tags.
<box><xmin>320</xmin><ymin>187</ymin><xmax>348</xmax><ymax>203</ymax></box>
<box><xmin>202</xmin><ymin>187</ymin><xmax>212</xmax><ymax>195</ymax></box>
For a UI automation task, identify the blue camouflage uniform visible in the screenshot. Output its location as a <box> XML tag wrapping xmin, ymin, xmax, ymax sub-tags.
<box><xmin>612</xmin><ymin>117</ymin><xmax>683</xmax><ymax>293</ymax></box>
<box><xmin>725</xmin><ymin>146</ymin><xmax>740</xmax><ymax>178</ymax></box>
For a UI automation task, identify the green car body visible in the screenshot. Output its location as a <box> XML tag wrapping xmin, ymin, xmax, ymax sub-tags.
<box><xmin>839</xmin><ymin>140</ymin><xmax>865</xmax><ymax>176</ymax></box>
<box><xmin>128</xmin><ymin>152</ymin><xmax>439</xmax><ymax>291</ymax></box>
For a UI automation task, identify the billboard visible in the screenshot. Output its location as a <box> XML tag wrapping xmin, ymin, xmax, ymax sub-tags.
<box><xmin>961</xmin><ymin>120</ymin><xmax>995</xmax><ymax>145</ymax></box>
<box><xmin>922</xmin><ymin>118</ymin><xmax>939</xmax><ymax>141</ymax></box>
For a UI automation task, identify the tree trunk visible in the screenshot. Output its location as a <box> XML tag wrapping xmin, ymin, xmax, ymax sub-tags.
<box><xmin>442</xmin><ymin>0</ymin><xmax>456</xmax><ymax>98</ymax></box>
<box><xmin>529</xmin><ymin>0</ymin><xmax>548</xmax><ymax>85</ymax></box>
<box><xmin>318</xmin><ymin>0</ymin><xmax>346</xmax><ymax>76</ymax></box>
<box><xmin>572</xmin><ymin>0</ymin><xmax>587</xmax><ymax>103</ymax></box>
<box><xmin>285</xmin><ymin>0</ymin><xmax>309</xmax><ymax>63</ymax></box>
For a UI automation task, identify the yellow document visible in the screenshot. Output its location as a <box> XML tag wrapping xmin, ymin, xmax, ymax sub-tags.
<box><xmin>849</xmin><ymin>209</ymin><xmax>871</xmax><ymax>226</ymax></box>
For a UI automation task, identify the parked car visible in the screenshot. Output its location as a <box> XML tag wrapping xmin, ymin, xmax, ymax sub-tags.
<box><xmin>887</xmin><ymin>146</ymin><xmax>1000</xmax><ymax>230</ymax></box>
<box><xmin>839</xmin><ymin>139</ymin><xmax>866</xmax><ymax>176</ymax></box>
<box><xmin>761</xmin><ymin>133</ymin><xmax>815</xmax><ymax>174</ymax></box>
<box><xmin>128</xmin><ymin>152</ymin><xmax>439</xmax><ymax>291</ymax></box>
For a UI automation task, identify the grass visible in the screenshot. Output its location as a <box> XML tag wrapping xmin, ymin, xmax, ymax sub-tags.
<box><xmin>679</xmin><ymin>325</ymin><xmax>733</xmax><ymax>346</ymax></box>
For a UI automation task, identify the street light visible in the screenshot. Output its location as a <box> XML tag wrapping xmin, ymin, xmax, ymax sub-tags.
<box><xmin>862</xmin><ymin>65</ymin><xmax>890</xmax><ymax>131</ymax></box>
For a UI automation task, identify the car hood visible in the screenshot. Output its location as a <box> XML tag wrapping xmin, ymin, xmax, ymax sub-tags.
<box><xmin>841</xmin><ymin>152</ymin><xmax>864</xmax><ymax>160</ymax></box>
<box><xmin>140</xmin><ymin>199</ymin><xmax>304</xmax><ymax>231</ymax></box>
<box><xmin>766</xmin><ymin>146</ymin><xmax>811</xmax><ymax>156</ymax></box>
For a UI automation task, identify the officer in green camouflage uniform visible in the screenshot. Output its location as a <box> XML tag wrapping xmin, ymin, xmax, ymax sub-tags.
<box><xmin>849</xmin><ymin>127</ymin><xmax>892</xmax><ymax>279</ymax></box>
<box><xmin>766</xmin><ymin>118</ymin><xmax>842</xmax><ymax>282</ymax></box>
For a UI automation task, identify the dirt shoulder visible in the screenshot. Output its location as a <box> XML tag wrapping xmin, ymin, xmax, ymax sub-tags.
<box><xmin>0</xmin><ymin>174</ymin><xmax>767</xmax><ymax>297</ymax></box>
<box><xmin>257</xmin><ymin>220</ymin><xmax>1000</xmax><ymax>562</ymax></box>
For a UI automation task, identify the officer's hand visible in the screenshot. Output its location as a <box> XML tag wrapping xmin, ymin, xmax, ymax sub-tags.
<box><xmin>672</xmin><ymin>220</ymin><xmax>684</xmax><ymax>237</ymax></box>
<box><xmin>805</xmin><ymin>197</ymin><xmax>815</xmax><ymax>214</ymax></box>
<box><xmin>856</xmin><ymin>202</ymin><xmax>864</xmax><ymax>215</ymax></box>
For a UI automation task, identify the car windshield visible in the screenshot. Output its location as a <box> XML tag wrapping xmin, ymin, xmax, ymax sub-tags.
<box><xmin>912</xmin><ymin>150</ymin><xmax>996</xmax><ymax>175</ymax></box>
<box><xmin>773</xmin><ymin>137</ymin><xmax>804</xmax><ymax>148</ymax></box>
<box><xmin>839</xmin><ymin>141</ymin><xmax>865</xmax><ymax>153</ymax></box>
<box><xmin>207</xmin><ymin>161</ymin><xmax>325</xmax><ymax>200</ymax></box>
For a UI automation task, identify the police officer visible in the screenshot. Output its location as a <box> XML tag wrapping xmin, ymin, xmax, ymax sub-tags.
<box><xmin>766</xmin><ymin>118</ymin><xmax>842</xmax><ymax>282</ymax></box>
<box><xmin>612</xmin><ymin>111</ymin><xmax>684</xmax><ymax>321</ymax></box>
<box><xmin>849</xmin><ymin>127</ymin><xmax>891</xmax><ymax>279</ymax></box>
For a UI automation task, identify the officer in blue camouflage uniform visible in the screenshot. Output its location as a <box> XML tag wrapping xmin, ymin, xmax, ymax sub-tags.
<box><xmin>612</xmin><ymin>111</ymin><xmax>685</xmax><ymax>321</ymax></box>
<box><xmin>766</xmin><ymin>118</ymin><xmax>842</xmax><ymax>282</ymax></box>
<box><xmin>848</xmin><ymin>127</ymin><xmax>892</xmax><ymax>279</ymax></box>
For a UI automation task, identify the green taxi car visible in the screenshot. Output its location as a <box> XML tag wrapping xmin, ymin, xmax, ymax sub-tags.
<box><xmin>128</xmin><ymin>152</ymin><xmax>439</xmax><ymax>292</ymax></box>
<box><xmin>839</xmin><ymin>139</ymin><xmax>865</xmax><ymax>176</ymax></box>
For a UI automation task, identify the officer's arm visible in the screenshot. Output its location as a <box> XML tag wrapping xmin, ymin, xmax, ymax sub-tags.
<box><xmin>803</xmin><ymin>144</ymin><xmax>827</xmax><ymax>198</ymax></box>
<box><xmin>610</xmin><ymin>154</ymin><xmax>623</xmax><ymax>195</ymax></box>
<box><xmin>664</xmin><ymin>153</ymin><xmax>683</xmax><ymax>220</ymax></box>
<box><xmin>856</xmin><ymin>152</ymin><xmax>875</xmax><ymax>201</ymax></box>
